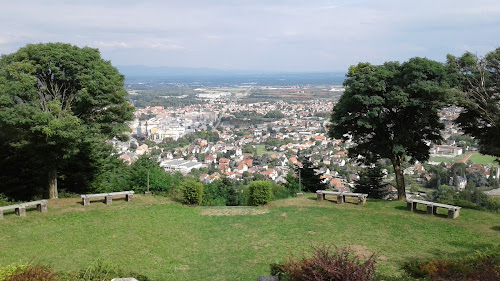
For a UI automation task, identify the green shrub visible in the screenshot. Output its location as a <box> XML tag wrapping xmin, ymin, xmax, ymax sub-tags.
<box><xmin>181</xmin><ymin>179</ymin><xmax>204</xmax><ymax>205</ymax></box>
<box><xmin>0</xmin><ymin>194</ymin><xmax>14</xmax><ymax>207</ymax></box>
<box><xmin>3</xmin><ymin>262</ymin><xmax>59</xmax><ymax>281</ymax></box>
<box><xmin>0</xmin><ymin>264</ymin><xmax>26</xmax><ymax>281</ymax></box>
<box><xmin>271</xmin><ymin>183</ymin><xmax>290</xmax><ymax>200</ymax></box>
<box><xmin>249</xmin><ymin>180</ymin><xmax>273</xmax><ymax>205</ymax></box>
<box><xmin>403</xmin><ymin>249</ymin><xmax>500</xmax><ymax>280</ymax></box>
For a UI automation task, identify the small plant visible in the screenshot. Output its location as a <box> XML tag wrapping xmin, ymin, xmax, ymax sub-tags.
<box><xmin>181</xmin><ymin>179</ymin><xmax>204</xmax><ymax>205</ymax></box>
<box><xmin>0</xmin><ymin>264</ymin><xmax>26</xmax><ymax>281</ymax></box>
<box><xmin>249</xmin><ymin>181</ymin><xmax>273</xmax><ymax>205</ymax></box>
<box><xmin>3</xmin><ymin>262</ymin><xmax>59</xmax><ymax>281</ymax></box>
<box><xmin>68</xmin><ymin>259</ymin><xmax>151</xmax><ymax>281</ymax></box>
<box><xmin>273</xmin><ymin>244</ymin><xmax>377</xmax><ymax>281</ymax></box>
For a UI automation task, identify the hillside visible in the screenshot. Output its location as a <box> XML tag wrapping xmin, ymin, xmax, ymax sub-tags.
<box><xmin>0</xmin><ymin>195</ymin><xmax>499</xmax><ymax>280</ymax></box>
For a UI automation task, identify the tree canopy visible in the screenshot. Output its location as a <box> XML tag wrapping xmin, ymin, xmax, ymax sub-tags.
<box><xmin>447</xmin><ymin>48</ymin><xmax>500</xmax><ymax>159</ymax></box>
<box><xmin>0</xmin><ymin>43</ymin><xmax>134</xmax><ymax>199</ymax></box>
<box><xmin>329</xmin><ymin>58</ymin><xmax>452</xmax><ymax>200</ymax></box>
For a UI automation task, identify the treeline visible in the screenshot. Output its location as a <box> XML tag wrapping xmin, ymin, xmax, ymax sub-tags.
<box><xmin>129</xmin><ymin>88</ymin><xmax>204</xmax><ymax>108</ymax></box>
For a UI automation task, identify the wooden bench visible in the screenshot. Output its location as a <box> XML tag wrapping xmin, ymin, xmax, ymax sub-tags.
<box><xmin>406</xmin><ymin>199</ymin><xmax>461</xmax><ymax>219</ymax></box>
<box><xmin>81</xmin><ymin>191</ymin><xmax>134</xmax><ymax>206</ymax></box>
<box><xmin>316</xmin><ymin>190</ymin><xmax>368</xmax><ymax>205</ymax></box>
<box><xmin>0</xmin><ymin>200</ymin><xmax>48</xmax><ymax>219</ymax></box>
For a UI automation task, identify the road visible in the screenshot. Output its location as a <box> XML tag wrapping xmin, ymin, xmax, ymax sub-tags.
<box><xmin>214</xmin><ymin>87</ymin><xmax>252</xmax><ymax>129</ymax></box>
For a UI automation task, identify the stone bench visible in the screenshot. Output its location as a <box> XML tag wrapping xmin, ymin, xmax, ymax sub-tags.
<box><xmin>406</xmin><ymin>199</ymin><xmax>461</xmax><ymax>219</ymax></box>
<box><xmin>0</xmin><ymin>200</ymin><xmax>48</xmax><ymax>219</ymax></box>
<box><xmin>316</xmin><ymin>190</ymin><xmax>368</xmax><ymax>205</ymax></box>
<box><xmin>81</xmin><ymin>191</ymin><xmax>134</xmax><ymax>206</ymax></box>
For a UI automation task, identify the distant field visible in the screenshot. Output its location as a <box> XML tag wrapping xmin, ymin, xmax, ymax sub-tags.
<box><xmin>428</xmin><ymin>154</ymin><xmax>465</xmax><ymax>163</ymax></box>
<box><xmin>429</xmin><ymin>153</ymin><xmax>498</xmax><ymax>165</ymax></box>
<box><xmin>468</xmin><ymin>154</ymin><xmax>499</xmax><ymax>165</ymax></box>
<box><xmin>0</xmin><ymin>195</ymin><xmax>498</xmax><ymax>280</ymax></box>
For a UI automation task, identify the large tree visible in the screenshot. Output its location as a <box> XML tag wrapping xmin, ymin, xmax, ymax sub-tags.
<box><xmin>447</xmin><ymin>48</ymin><xmax>500</xmax><ymax>159</ymax></box>
<box><xmin>329</xmin><ymin>58</ymin><xmax>451</xmax><ymax>200</ymax></box>
<box><xmin>0</xmin><ymin>43</ymin><xmax>133</xmax><ymax>199</ymax></box>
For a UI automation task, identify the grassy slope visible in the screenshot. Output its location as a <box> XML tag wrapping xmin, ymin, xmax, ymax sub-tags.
<box><xmin>468</xmin><ymin>154</ymin><xmax>498</xmax><ymax>165</ymax></box>
<box><xmin>0</xmin><ymin>195</ymin><xmax>499</xmax><ymax>280</ymax></box>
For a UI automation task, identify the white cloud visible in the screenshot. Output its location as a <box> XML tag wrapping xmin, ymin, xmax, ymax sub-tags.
<box><xmin>0</xmin><ymin>0</ymin><xmax>499</xmax><ymax>71</ymax></box>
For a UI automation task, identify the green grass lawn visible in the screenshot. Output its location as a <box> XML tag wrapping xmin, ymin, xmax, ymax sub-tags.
<box><xmin>429</xmin><ymin>154</ymin><xmax>466</xmax><ymax>163</ymax></box>
<box><xmin>256</xmin><ymin>144</ymin><xmax>267</xmax><ymax>156</ymax></box>
<box><xmin>0</xmin><ymin>195</ymin><xmax>499</xmax><ymax>280</ymax></box>
<box><xmin>468</xmin><ymin>154</ymin><xmax>499</xmax><ymax>165</ymax></box>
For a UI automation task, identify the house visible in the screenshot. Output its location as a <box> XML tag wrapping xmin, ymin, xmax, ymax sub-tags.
<box><xmin>205</xmin><ymin>154</ymin><xmax>216</xmax><ymax>164</ymax></box>
<box><xmin>260</xmin><ymin>168</ymin><xmax>279</xmax><ymax>180</ymax></box>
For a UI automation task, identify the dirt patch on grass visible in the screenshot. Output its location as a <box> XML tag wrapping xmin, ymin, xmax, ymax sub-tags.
<box><xmin>349</xmin><ymin>245</ymin><xmax>377</xmax><ymax>260</ymax></box>
<box><xmin>200</xmin><ymin>207</ymin><xmax>269</xmax><ymax>216</ymax></box>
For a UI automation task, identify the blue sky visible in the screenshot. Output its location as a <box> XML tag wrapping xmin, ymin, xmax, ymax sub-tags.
<box><xmin>1</xmin><ymin>0</ymin><xmax>499</xmax><ymax>72</ymax></box>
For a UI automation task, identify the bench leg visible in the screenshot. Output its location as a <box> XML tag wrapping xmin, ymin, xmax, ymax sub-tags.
<box><xmin>426</xmin><ymin>205</ymin><xmax>433</xmax><ymax>214</ymax></box>
<box><xmin>336</xmin><ymin>195</ymin><xmax>344</xmax><ymax>204</ymax></box>
<box><xmin>105</xmin><ymin>195</ymin><xmax>112</xmax><ymax>206</ymax></box>
<box><xmin>126</xmin><ymin>194</ymin><xmax>133</xmax><ymax>202</ymax></box>
<box><xmin>83</xmin><ymin>197</ymin><xmax>90</xmax><ymax>206</ymax></box>
<box><xmin>358</xmin><ymin>196</ymin><xmax>366</xmax><ymax>205</ymax></box>
<box><xmin>448</xmin><ymin>209</ymin><xmax>459</xmax><ymax>219</ymax></box>
<box><xmin>406</xmin><ymin>202</ymin><xmax>413</xmax><ymax>211</ymax></box>
<box><xmin>37</xmin><ymin>203</ymin><xmax>48</xmax><ymax>213</ymax></box>
<box><xmin>432</xmin><ymin>206</ymin><xmax>438</xmax><ymax>215</ymax></box>
<box><xmin>317</xmin><ymin>192</ymin><xmax>323</xmax><ymax>201</ymax></box>
<box><xmin>15</xmin><ymin>207</ymin><xmax>26</xmax><ymax>217</ymax></box>
<box><xmin>412</xmin><ymin>202</ymin><xmax>418</xmax><ymax>212</ymax></box>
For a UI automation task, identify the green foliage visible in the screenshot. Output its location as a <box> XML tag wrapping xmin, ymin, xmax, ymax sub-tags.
<box><xmin>433</xmin><ymin>184</ymin><xmax>500</xmax><ymax>212</ymax></box>
<box><xmin>274</xmin><ymin>245</ymin><xmax>377</xmax><ymax>281</ymax></box>
<box><xmin>181</xmin><ymin>179</ymin><xmax>204</xmax><ymax>205</ymax></box>
<box><xmin>295</xmin><ymin>158</ymin><xmax>326</xmax><ymax>193</ymax></box>
<box><xmin>0</xmin><ymin>43</ymin><xmax>134</xmax><ymax>199</ymax></box>
<box><xmin>128</xmin><ymin>154</ymin><xmax>180</xmax><ymax>193</ymax></box>
<box><xmin>202</xmin><ymin>177</ymin><xmax>243</xmax><ymax>206</ymax></box>
<box><xmin>329</xmin><ymin>58</ymin><xmax>453</xmax><ymax>200</ymax></box>
<box><xmin>264</xmin><ymin>110</ymin><xmax>285</xmax><ymax>119</ymax></box>
<box><xmin>354</xmin><ymin>164</ymin><xmax>388</xmax><ymax>199</ymax></box>
<box><xmin>2</xmin><ymin>262</ymin><xmax>59</xmax><ymax>281</ymax></box>
<box><xmin>448</xmin><ymin>48</ymin><xmax>500</xmax><ymax>159</ymax></box>
<box><xmin>128</xmin><ymin>87</ymin><xmax>203</xmax><ymax>108</ymax></box>
<box><xmin>0</xmin><ymin>264</ymin><xmax>27</xmax><ymax>281</ymax></box>
<box><xmin>284</xmin><ymin>172</ymin><xmax>301</xmax><ymax>194</ymax></box>
<box><xmin>249</xmin><ymin>180</ymin><xmax>273</xmax><ymax>205</ymax></box>
<box><xmin>403</xmin><ymin>248</ymin><xmax>500</xmax><ymax>280</ymax></box>
<box><xmin>68</xmin><ymin>259</ymin><xmax>150</xmax><ymax>281</ymax></box>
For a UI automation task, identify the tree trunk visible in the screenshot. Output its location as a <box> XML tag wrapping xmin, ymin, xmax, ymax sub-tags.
<box><xmin>48</xmin><ymin>167</ymin><xmax>58</xmax><ymax>199</ymax></box>
<box><xmin>391</xmin><ymin>156</ymin><xmax>406</xmax><ymax>201</ymax></box>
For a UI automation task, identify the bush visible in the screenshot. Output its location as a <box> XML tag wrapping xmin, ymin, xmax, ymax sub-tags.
<box><xmin>3</xmin><ymin>262</ymin><xmax>59</xmax><ymax>281</ymax></box>
<box><xmin>271</xmin><ymin>183</ymin><xmax>290</xmax><ymax>200</ymax></box>
<box><xmin>403</xmin><ymin>249</ymin><xmax>500</xmax><ymax>280</ymax></box>
<box><xmin>249</xmin><ymin>181</ymin><xmax>273</xmax><ymax>205</ymax></box>
<box><xmin>181</xmin><ymin>179</ymin><xmax>204</xmax><ymax>205</ymax></box>
<box><xmin>273</xmin><ymin>244</ymin><xmax>377</xmax><ymax>281</ymax></box>
<box><xmin>0</xmin><ymin>264</ymin><xmax>26</xmax><ymax>281</ymax></box>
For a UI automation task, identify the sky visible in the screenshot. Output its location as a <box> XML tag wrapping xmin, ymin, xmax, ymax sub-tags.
<box><xmin>1</xmin><ymin>0</ymin><xmax>500</xmax><ymax>72</ymax></box>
